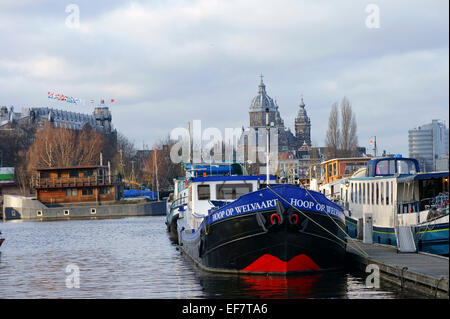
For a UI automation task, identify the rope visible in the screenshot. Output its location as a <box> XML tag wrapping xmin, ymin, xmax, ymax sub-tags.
<box><xmin>266</xmin><ymin>185</ymin><xmax>370</xmax><ymax>258</ymax></box>
<box><xmin>298</xmin><ymin>183</ymin><xmax>369</xmax><ymax>258</ymax></box>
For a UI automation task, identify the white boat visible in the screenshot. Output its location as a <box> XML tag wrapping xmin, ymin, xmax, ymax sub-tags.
<box><xmin>312</xmin><ymin>156</ymin><xmax>449</xmax><ymax>255</ymax></box>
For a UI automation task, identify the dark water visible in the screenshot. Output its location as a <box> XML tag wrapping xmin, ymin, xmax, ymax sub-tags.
<box><xmin>0</xmin><ymin>216</ymin><xmax>428</xmax><ymax>299</ymax></box>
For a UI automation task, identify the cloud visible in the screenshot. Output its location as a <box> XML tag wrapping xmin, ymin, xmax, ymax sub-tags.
<box><xmin>0</xmin><ymin>0</ymin><xmax>448</xmax><ymax>157</ymax></box>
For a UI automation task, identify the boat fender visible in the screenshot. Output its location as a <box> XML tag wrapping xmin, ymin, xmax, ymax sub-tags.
<box><xmin>270</xmin><ymin>213</ymin><xmax>282</xmax><ymax>225</ymax></box>
<box><xmin>289</xmin><ymin>213</ymin><xmax>299</xmax><ymax>225</ymax></box>
<box><xmin>256</xmin><ymin>212</ymin><xmax>268</xmax><ymax>232</ymax></box>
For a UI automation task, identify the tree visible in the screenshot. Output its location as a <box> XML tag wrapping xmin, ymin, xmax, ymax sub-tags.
<box><xmin>141</xmin><ymin>136</ymin><xmax>183</xmax><ymax>191</ymax></box>
<box><xmin>25</xmin><ymin>122</ymin><xmax>106</xmax><ymax>171</ymax></box>
<box><xmin>324</xmin><ymin>97</ymin><xmax>359</xmax><ymax>160</ymax></box>
<box><xmin>325</xmin><ymin>102</ymin><xmax>340</xmax><ymax>159</ymax></box>
<box><xmin>340</xmin><ymin>97</ymin><xmax>358</xmax><ymax>157</ymax></box>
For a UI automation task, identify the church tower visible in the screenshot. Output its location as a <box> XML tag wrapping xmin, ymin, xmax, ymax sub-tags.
<box><xmin>295</xmin><ymin>96</ymin><xmax>311</xmax><ymax>147</ymax></box>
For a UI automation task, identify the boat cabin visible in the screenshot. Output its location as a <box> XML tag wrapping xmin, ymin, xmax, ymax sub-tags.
<box><xmin>343</xmin><ymin>156</ymin><xmax>449</xmax><ymax>227</ymax></box>
<box><xmin>309</xmin><ymin>157</ymin><xmax>371</xmax><ymax>199</ymax></box>
<box><xmin>32</xmin><ymin>165</ymin><xmax>117</xmax><ymax>204</ymax></box>
<box><xmin>176</xmin><ymin>163</ymin><xmax>278</xmax><ymax>230</ymax></box>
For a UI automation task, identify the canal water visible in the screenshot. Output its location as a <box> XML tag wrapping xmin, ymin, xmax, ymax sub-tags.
<box><xmin>0</xmin><ymin>216</ymin><xmax>428</xmax><ymax>299</ymax></box>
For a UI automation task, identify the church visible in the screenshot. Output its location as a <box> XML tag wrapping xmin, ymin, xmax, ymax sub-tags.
<box><xmin>241</xmin><ymin>76</ymin><xmax>312</xmax><ymax>156</ymax></box>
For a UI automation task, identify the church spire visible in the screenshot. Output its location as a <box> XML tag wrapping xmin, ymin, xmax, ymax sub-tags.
<box><xmin>258</xmin><ymin>74</ymin><xmax>266</xmax><ymax>94</ymax></box>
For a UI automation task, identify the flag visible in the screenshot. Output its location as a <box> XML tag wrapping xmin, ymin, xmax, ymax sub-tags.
<box><xmin>369</xmin><ymin>139</ymin><xmax>374</xmax><ymax>145</ymax></box>
<box><xmin>110</xmin><ymin>99</ymin><xmax>115</xmax><ymax>103</ymax></box>
<box><xmin>101</xmin><ymin>99</ymin><xmax>105</xmax><ymax>104</ymax></box>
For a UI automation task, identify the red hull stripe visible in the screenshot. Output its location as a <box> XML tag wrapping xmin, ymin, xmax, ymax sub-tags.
<box><xmin>241</xmin><ymin>254</ymin><xmax>320</xmax><ymax>272</ymax></box>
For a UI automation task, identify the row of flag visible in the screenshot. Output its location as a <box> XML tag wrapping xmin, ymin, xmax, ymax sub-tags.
<box><xmin>47</xmin><ymin>92</ymin><xmax>115</xmax><ymax>105</ymax></box>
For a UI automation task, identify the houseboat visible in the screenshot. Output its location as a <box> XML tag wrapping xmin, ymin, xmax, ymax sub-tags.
<box><xmin>174</xmin><ymin>162</ymin><xmax>347</xmax><ymax>275</ymax></box>
<box><xmin>309</xmin><ymin>157</ymin><xmax>371</xmax><ymax>200</ymax></box>
<box><xmin>3</xmin><ymin>164</ymin><xmax>166</xmax><ymax>220</ymax></box>
<box><xmin>341</xmin><ymin>156</ymin><xmax>449</xmax><ymax>255</ymax></box>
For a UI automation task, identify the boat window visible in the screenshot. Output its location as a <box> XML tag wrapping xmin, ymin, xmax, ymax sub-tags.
<box><xmin>69</xmin><ymin>170</ymin><xmax>79</xmax><ymax>178</ymax></box>
<box><xmin>375</xmin><ymin>160</ymin><xmax>389</xmax><ymax>175</ymax></box>
<box><xmin>397</xmin><ymin>160</ymin><xmax>417</xmax><ymax>175</ymax></box>
<box><xmin>350</xmin><ymin>183</ymin><xmax>353</xmax><ymax>203</ymax></box>
<box><xmin>66</xmin><ymin>188</ymin><xmax>77</xmax><ymax>197</ymax></box>
<box><xmin>82</xmin><ymin>188</ymin><xmax>93</xmax><ymax>196</ymax></box>
<box><xmin>197</xmin><ymin>185</ymin><xmax>210</xmax><ymax>200</ymax></box>
<box><xmin>386</xmin><ymin>182</ymin><xmax>389</xmax><ymax>205</ymax></box>
<box><xmin>380</xmin><ymin>182</ymin><xmax>384</xmax><ymax>205</ymax></box>
<box><xmin>358</xmin><ymin>184</ymin><xmax>361</xmax><ymax>204</ymax></box>
<box><xmin>216</xmin><ymin>183</ymin><xmax>252</xmax><ymax>200</ymax></box>
<box><xmin>363</xmin><ymin>183</ymin><xmax>367</xmax><ymax>204</ymax></box>
<box><xmin>390</xmin><ymin>181</ymin><xmax>393</xmax><ymax>206</ymax></box>
<box><xmin>371</xmin><ymin>183</ymin><xmax>374</xmax><ymax>205</ymax></box>
<box><xmin>375</xmin><ymin>183</ymin><xmax>380</xmax><ymax>205</ymax></box>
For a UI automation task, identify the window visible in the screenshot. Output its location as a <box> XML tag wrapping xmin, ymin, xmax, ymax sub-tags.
<box><xmin>363</xmin><ymin>183</ymin><xmax>366</xmax><ymax>204</ymax></box>
<box><xmin>66</xmin><ymin>188</ymin><xmax>77</xmax><ymax>197</ymax></box>
<box><xmin>37</xmin><ymin>210</ymin><xmax>43</xmax><ymax>216</ymax></box>
<box><xmin>391</xmin><ymin>181</ymin><xmax>394</xmax><ymax>206</ymax></box>
<box><xmin>380</xmin><ymin>182</ymin><xmax>384</xmax><ymax>205</ymax></box>
<box><xmin>358</xmin><ymin>184</ymin><xmax>361</xmax><ymax>204</ymax></box>
<box><xmin>216</xmin><ymin>183</ymin><xmax>253</xmax><ymax>200</ymax></box>
<box><xmin>69</xmin><ymin>170</ymin><xmax>79</xmax><ymax>178</ymax></box>
<box><xmin>84</xmin><ymin>170</ymin><xmax>94</xmax><ymax>177</ymax></box>
<box><xmin>371</xmin><ymin>183</ymin><xmax>374</xmax><ymax>205</ymax></box>
<box><xmin>397</xmin><ymin>160</ymin><xmax>417</xmax><ymax>175</ymax></box>
<box><xmin>375</xmin><ymin>183</ymin><xmax>380</xmax><ymax>205</ymax></box>
<box><xmin>64</xmin><ymin>210</ymin><xmax>70</xmax><ymax>216</ymax></box>
<box><xmin>82</xmin><ymin>188</ymin><xmax>93</xmax><ymax>196</ymax></box>
<box><xmin>376</xmin><ymin>160</ymin><xmax>390</xmax><ymax>175</ymax></box>
<box><xmin>197</xmin><ymin>185</ymin><xmax>210</xmax><ymax>200</ymax></box>
<box><xmin>99</xmin><ymin>187</ymin><xmax>111</xmax><ymax>195</ymax></box>
<box><xmin>91</xmin><ymin>208</ymin><xmax>96</xmax><ymax>214</ymax></box>
<box><xmin>350</xmin><ymin>183</ymin><xmax>354</xmax><ymax>203</ymax></box>
<box><xmin>386</xmin><ymin>182</ymin><xmax>390</xmax><ymax>205</ymax></box>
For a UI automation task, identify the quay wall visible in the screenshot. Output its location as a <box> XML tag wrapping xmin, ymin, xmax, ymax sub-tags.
<box><xmin>2</xmin><ymin>195</ymin><xmax>166</xmax><ymax>221</ymax></box>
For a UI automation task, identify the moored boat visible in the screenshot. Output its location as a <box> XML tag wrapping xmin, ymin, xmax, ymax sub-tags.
<box><xmin>317</xmin><ymin>156</ymin><xmax>449</xmax><ymax>255</ymax></box>
<box><xmin>176</xmin><ymin>163</ymin><xmax>347</xmax><ymax>274</ymax></box>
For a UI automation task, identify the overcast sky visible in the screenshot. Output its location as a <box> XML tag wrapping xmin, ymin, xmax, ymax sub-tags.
<box><xmin>0</xmin><ymin>0</ymin><xmax>448</xmax><ymax>156</ymax></box>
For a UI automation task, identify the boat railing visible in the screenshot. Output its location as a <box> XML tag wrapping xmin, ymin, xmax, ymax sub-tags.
<box><xmin>32</xmin><ymin>175</ymin><xmax>113</xmax><ymax>188</ymax></box>
<box><xmin>397</xmin><ymin>193</ymin><xmax>449</xmax><ymax>215</ymax></box>
<box><xmin>170</xmin><ymin>194</ymin><xmax>188</xmax><ymax>212</ymax></box>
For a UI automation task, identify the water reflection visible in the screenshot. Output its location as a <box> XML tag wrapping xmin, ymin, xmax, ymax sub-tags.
<box><xmin>0</xmin><ymin>216</ymin><xmax>428</xmax><ymax>299</ymax></box>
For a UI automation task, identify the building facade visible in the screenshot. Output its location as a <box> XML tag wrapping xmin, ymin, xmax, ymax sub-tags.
<box><xmin>32</xmin><ymin>165</ymin><xmax>117</xmax><ymax>204</ymax></box>
<box><xmin>241</xmin><ymin>77</ymin><xmax>312</xmax><ymax>157</ymax></box>
<box><xmin>409</xmin><ymin>120</ymin><xmax>449</xmax><ymax>172</ymax></box>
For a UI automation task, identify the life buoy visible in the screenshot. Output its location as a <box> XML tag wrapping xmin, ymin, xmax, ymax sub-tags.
<box><xmin>270</xmin><ymin>213</ymin><xmax>281</xmax><ymax>225</ymax></box>
<box><xmin>289</xmin><ymin>213</ymin><xmax>299</xmax><ymax>225</ymax></box>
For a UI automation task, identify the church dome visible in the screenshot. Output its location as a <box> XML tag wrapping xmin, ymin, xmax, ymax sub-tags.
<box><xmin>249</xmin><ymin>77</ymin><xmax>277</xmax><ymax>112</ymax></box>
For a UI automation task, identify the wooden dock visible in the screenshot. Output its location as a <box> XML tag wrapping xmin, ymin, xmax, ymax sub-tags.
<box><xmin>346</xmin><ymin>238</ymin><xmax>449</xmax><ymax>298</ymax></box>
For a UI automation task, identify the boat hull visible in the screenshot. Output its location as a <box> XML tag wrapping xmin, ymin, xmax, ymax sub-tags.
<box><xmin>178</xmin><ymin>208</ymin><xmax>347</xmax><ymax>274</ymax></box>
<box><xmin>0</xmin><ymin>238</ymin><xmax>4</xmax><ymax>247</ymax></box>
<box><xmin>166</xmin><ymin>211</ymin><xmax>179</xmax><ymax>242</ymax></box>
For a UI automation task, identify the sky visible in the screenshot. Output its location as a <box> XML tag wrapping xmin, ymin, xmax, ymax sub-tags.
<box><xmin>0</xmin><ymin>0</ymin><xmax>448</xmax><ymax>156</ymax></box>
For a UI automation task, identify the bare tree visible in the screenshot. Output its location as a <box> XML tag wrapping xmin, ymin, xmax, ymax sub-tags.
<box><xmin>25</xmin><ymin>123</ymin><xmax>106</xmax><ymax>171</ymax></box>
<box><xmin>324</xmin><ymin>97</ymin><xmax>359</xmax><ymax>159</ymax></box>
<box><xmin>325</xmin><ymin>102</ymin><xmax>340</xmax><ymax>159</ymax></box>
<box><xmin>340</xmin><ymin>97</ymin><xmax>358</xmax><ymax>157</ymax></box>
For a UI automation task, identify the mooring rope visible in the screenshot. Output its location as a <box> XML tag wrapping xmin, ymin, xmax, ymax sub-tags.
<box><xmin>266</xmin><ymin>185</ymin><xmax>369</xmax><ymax>258</ymax></box>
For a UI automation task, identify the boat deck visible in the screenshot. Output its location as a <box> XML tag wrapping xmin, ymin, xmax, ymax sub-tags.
<box><xmin>346</xmin><ymin>238</ymin><xmax>449</xmax><ymax>298</ymax></box>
